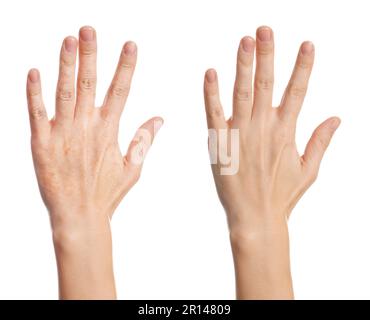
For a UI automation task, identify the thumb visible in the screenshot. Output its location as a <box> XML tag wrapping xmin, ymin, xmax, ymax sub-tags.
<box><xmin>302</xmin><ymin>117</ymin><xmax>340</xmax><ymax>174</ymax></box>
<box><xmin>124</xmin><ymin>116</ymin><xmax>163</xmax><ymax>169</ymax></box>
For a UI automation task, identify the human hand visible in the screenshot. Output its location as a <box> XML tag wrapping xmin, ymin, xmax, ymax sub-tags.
<box><xmin>26</xmin><ymin>26</ymin><xmax>162</xmax><ymax>299</ymax></box>
<box><xmin>203</xmin><ymin>26</ymin><xmax>340</xmax><ymax>299</ymax></box>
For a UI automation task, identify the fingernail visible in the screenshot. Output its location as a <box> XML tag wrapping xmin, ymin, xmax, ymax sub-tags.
<box><xmin>206</xmin><ymin>69</ymin><xmax>217</xmax><ymax>82</ymax></box>
<box><xmin>241</xmin><ymin>36</ymin><xmax>254</xmax><ymax>53</ymax></box>
<box><xmin>64</xmin><ymin>37</ymin><xmax>76</xmax><ymax>53</ymax></box>
<box><xmin>124</xmin><ymin>41</ymin><xmax>137</xmax><ymax>56</ymax></box>
<box><xmin>301</xmin><ymin>41</ymin><xmax>314</xmax><ymax>55</ymax></box>
<box><xmin>28</xmin><ymin>69</ymin><xmax>39</xmax><ymax>83</ymax></box>
<box><xmin>257</xmin><ymin>27</ymin><xmax>272</xmax><ymax>41</ymax></box>
<box><xmin>154</xmin><ymin>118</ymin><xmax>164</xmax><ymax>135</ymax></box>
<box><xmin>330</xmin><ymin>118</ymin><xmax>341</xmax><ymax>130</ymax></box>
<box><xmin>80</xmin><ymin>26</ymin><xmax>94</xmax><ymax>41</ymax></box>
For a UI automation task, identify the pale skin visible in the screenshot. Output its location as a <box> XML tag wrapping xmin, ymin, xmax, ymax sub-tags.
<box><xmin>26</xmin><ymin>26</ymin><xmax>163</xmax><ymax>299</ymax></box>
<box><xmin>203</xmin><ymin>26</ymin><xmax>340</xmax><ymax>299</ymax></box>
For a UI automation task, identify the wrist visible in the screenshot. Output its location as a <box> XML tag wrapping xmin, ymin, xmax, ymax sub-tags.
<box><xmin>229</xmin><ymin>214</ymin><xmax>289</xmax><ymax>258</ymax></box>
<box><xmin>227</xmin><ymin>208</ymin><xmax>289</xmax><ymax>243</ymax></box>
<box><xmin>50</xmin><ymin>211</ymin><xmax>116</xmax><ymax>299</ymax></box>
<box><xmin>227</xmin><ymin>212</ymin><xmax>293</xmax><ymax>299</ymax></box>
<box><xmin>50</xmin><ymin>210</ymin><xmax>112</xmax><ymax>252</ymax></box>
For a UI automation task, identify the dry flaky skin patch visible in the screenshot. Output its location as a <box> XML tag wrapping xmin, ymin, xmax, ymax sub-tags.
<box><xmin>25</xmin><ymin>26</ymin><xmax>163</xmax><ymax>300</ymax></box>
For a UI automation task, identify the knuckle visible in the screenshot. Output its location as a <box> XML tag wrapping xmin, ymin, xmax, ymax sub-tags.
<box><xmin>30</xmin><ymin>106</ymin><xmax>47</xmax><ymax>120</ymax></box>
<box><xmin>257</xmin><ymin>46</ymin><xmax>273</xmax><ymax>56</ymax></box>
<box><xmin>297</xmin><ymin>59</ymin><xmax>312</xmax><ymax>70</ymax></box>
<box><xmin>78</xmin><ymin>76</ymin><xmax>96</xmax><ymax>91</ymax></box>
<box><xmin>80</xmin><ymin>45</ymin><xmax>96</xmax><ymax>56</ymax></box>
<box><xmin>255</xmin><ymin>77</ymin><xmax>274</xmax><ymax>91</ymax></box>
<box><xmin>109</xmin><ymin>83</ymin><xmax>130</xmax><ymax>98</ymax></box>
<box><xmin>119</xmin><ymin>61</ymin><xmax>135</xmax><ymax>71</ymax></box>
<box><xmin>56</xmin><ymin>87</ymin><xmax>74</xmax><ymax>102</ymax></box>
<box><xmin>28</xmin><ymin>90</ymin><xmax>40</xmax><ymax>98</ymax></box>
<box><xmin>286</xmin><ymin>83</ymin><xmax>307</xmax><ymax>98</ymax></box>
<box><xmin>60</xmin><ymin>56</ymin><xmax>75</xmax><ymax>67</ymax></box>
<box><xmin>306</xmin><ymin>168</ymin><xmax>318</xmax><ymax>185</ymax></box>
<box><xmin>207</xmin><ymin>107</ymin><xmax>224</xmax><ymax>120</ymax></box>
<box><xmin>237</xmin><ymin>56</ymin><xmax>253</xmax><ymax>68</ymax></box>
<box><xmin>234</xmin><ymin>86</ymin><xmax>252</xmax><ymax>102</ymax></box>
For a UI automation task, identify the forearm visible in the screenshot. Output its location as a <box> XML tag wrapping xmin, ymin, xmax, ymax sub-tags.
<box><xmin>52</xmin><ymin>213</ymin><xmax>116</xmax><ymax>299</ymax></box>
<box><xmin>229</xmin><ymin>216</ymin><xmax>293</xmax><ymax>300</ymax></box>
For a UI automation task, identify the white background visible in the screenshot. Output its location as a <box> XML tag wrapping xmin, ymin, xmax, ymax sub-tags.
<box><xmin>0</xmin><ymin>0</ymin><xmax>368</xmax><ymax>299</ymax></box>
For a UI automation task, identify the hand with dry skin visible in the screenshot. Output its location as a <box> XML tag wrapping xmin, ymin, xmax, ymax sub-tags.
<box><xmin>26</xmin><ymin>26</ymin><xmax>163</xmax><ymax>299</ymax></box>
<box><xmin>203</xmin><ymin>26</ymin><xmax>340</xmax><ymax>299</ymax></box>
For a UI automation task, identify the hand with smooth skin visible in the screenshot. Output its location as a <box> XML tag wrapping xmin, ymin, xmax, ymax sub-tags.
<box><xmin>203</xmin><ymin>26</ymin><xmax>340</xmax><ymax>299</ymax></box>
<box><xmin>26</xmin><ymin>26</ymin><xmax>163</xmax><ymax>299</ymax></box>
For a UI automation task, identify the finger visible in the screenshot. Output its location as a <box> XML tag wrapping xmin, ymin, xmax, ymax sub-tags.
<box><xmin>279</xmin><ymin>41</ymin><xmax>315</xmax><ymax>124</ymax></box>
<box><xmin>75</xmin><ymin>26</ymin><xmax>97</xmax><ymax>117</ymax></box>
<box><xmin>203</xmin><ymin>69</ymin><xmax>227</xmax><ymax>130</ymax></box>
<box><xmin>55</xmin><ymin>36</ymin><xmax>77</xmax><ymax>124</ymax></box>
<box><xmin>232</xmin><ymin>36</ymin><xmax>255</xmax><ymax>123</ymax></box>
<box><xmin>302</xmin><ymin>117</ymin><xmax>341</xmax><ymax>176</ymax></box>
<box><xmin>124</xmin><ymin>117</ymin><xmax>164</xmax><ymax>172</ymax></box>
<box><xmin>26</xmin><ymin>69</ymin><xmax>50</xmax><ymax>138</ymax></box>
<box><xmin>102</xmin><ymin>41</ymin><xmax>137</xmax><ymax>120</ymax></box>
<box><xmin>252</xmin><ymin>26</ymin><xmax>274</xmax><ymax>118</ymax></box>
